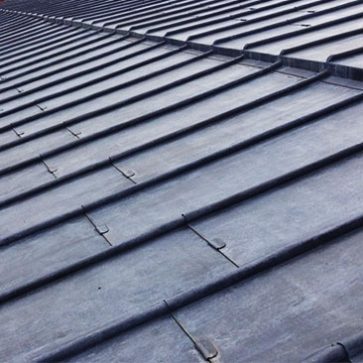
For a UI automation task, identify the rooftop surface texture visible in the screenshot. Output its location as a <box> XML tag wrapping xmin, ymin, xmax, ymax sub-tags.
<box><xmin>0</xmin><ymin>0</ymin><xmax>362</xmax><ymax>362</ymax></box>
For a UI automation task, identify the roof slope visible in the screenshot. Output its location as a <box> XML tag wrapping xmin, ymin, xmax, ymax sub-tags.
<box><xmin>0</xmin><ymin>1</ymin><xmax>362</xmax><ymax>362</ymax></box>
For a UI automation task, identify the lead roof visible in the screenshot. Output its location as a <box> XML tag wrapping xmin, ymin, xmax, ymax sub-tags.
<box><xmin>0</xmin><ymin>0</ymin><xmax>363</xmax><ymax>362</ymax></box>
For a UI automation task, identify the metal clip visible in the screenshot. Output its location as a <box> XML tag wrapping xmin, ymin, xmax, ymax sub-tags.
<box><xmin>123</xmin><ymin>169</ymin><xmax>136</xmax><ymax>178</ymax></box>
<box><xmin>194</xmin><ymin>336</ymin><xmax>219</xmax><ymax>360</ymax></box>
<box><xmin>82</xmin><ymin>206</ymin><xmax>109</xmax><ymax>236</ymax></box>
<box><xmin>36</xmin><ymin>103</ymin><xmax>48</xmax><ymax>112</ymax></box>
<box><xmin>95</xmin><ymin>224</ymin><xmax>109</xmax><ymax>235</ymax></box>
<box><xmin>209</xmin><ymin>238</ymin><xmax>226</xmax><ymax>250</ymax></box>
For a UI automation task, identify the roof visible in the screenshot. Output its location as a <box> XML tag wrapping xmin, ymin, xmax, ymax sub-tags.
<box><xmin>0</xmin><ymin>0</ymin><xmax>362</xmax><ymax>362</ymax></box>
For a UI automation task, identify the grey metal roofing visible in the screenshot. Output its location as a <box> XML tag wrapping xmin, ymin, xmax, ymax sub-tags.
<box><xmin>0</xmin><ymin>0</ymin><xmax>362</xmax><ymax>362</ymax></box>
